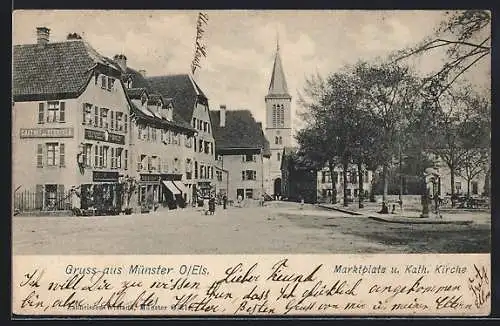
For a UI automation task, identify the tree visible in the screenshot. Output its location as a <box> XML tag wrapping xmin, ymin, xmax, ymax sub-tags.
<box><xmin>394</xmin><ymin>10</ymin><xmax>491</xmax><ymax>99</ymax></box>
<box><xmin>296</xmin><ymin>126</ymin><xmax>338</xmax><ymax>203</ymax></box>
<box><xmin>425</xmin><ymin>86</ymin><xmax>490</xmax><ymax>205</ymax></box>
<box><xmin>353</xmin><ymin>60</ymin><xmax>421</xmax><ymax>209</ymax></box>
<box><xmin>456</xmin><ymin>94</ymin><xmax>490</xmax><ymax>197</ymax></box>
<box><xmin>297</xmin><ymin>71</ymin><xmax>363</xmax><ymax>207</ymax></box>
<box><xmin>458</xmin><ymin>149</ymin><xmax>489</xmax><ymax>197</ymax></box>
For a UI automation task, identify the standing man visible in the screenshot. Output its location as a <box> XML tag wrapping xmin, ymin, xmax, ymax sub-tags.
<box><xmin>223</xmin><ymin>194</ymin><xmax>227</xmax><ymax>209</ymax></box>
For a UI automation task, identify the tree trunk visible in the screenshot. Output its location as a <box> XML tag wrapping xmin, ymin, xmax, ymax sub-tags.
<box><xmin>450</xmin><ymin>167</ymin><xmax>456</xmax><ymax>207</ymax></box>
<box><xmin>484</xmin><ymin>167</ymin><xmax>490</xmax><ymax>196</ymax></box>
<box><xmin>358</xmin><ymin>161</ymin><xmax>364</xmax><ymax>209</ymax></box>
<box><xmin>382</xmin><ymin>163</ymin><xmax>388</xmax><ymax>205</ymax></box>
<box><xmin>467</xmin><ymin>178</ymin><xmax>471</xmax><ymax>198</ymax></box>
<box><xmin>369</xmin><ymin>173</ymin><xmax>376</xmax><ymax>202</ymax></box>
<box><xmin>329</xmin><ymin>163</ymin><xmax>337</xmax><ymax>204</ymax></box>
<box><xmin>420</xmin><ymin>173</ymin><xmax>430</xmax><ymax>218</ymax></box>
<box><xmin>343</xmin><ymin>161</ymin><xmax>349</xmax><ymax>207</ymax></box>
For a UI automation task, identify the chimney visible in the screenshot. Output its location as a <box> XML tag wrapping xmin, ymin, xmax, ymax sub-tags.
<box><xmin>220</xmin><ymin>105</ymin><xmax>226</xmax><ymax>127</ymax></box>
<box><xmin>113</xmin><ymin>54</ymin><xmax>127</xmax><ymax>72</ymax></box>
<box><xmin>66</xmin><ymin>33</ymin><xmax>82</xmax><ymax>40</ymax></box>
<box><xmin>139</xmin><ymin>69</ymin><xmax>147</xmax><ymax>77</ymax></box>
<box><xmin>36</xmin><ymin>27</ymin><xmax>50</xmax><ymax>45</ymax></box>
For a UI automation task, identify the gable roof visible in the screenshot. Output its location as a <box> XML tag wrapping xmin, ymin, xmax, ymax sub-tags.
<box><xmin>120</xmin><ymin>68</ymin><xmax>195</xmax><ymax>130</ymax></box>
<box><xmin>130</xmin><ymin>101</ymin><xmax>195</xmax><ymax>134</ymax></box>
<box><xmin>13</xmin><ymin>40</ymin><xmax>121</xmax><ymax>101</ymax></box>
<box><xmin>146</xmin><ymin>74</ymin><xmax>208</xmax><ymax>123</ymax></box>
<box><xmin>210</xmin><ymin>109</ymin><xmax>270</xmax><ymax>157</ymax></box>
<box><xmin>126</xmin><ymin>87</ymin><xmax>148</xmax><ymax>99</ymax></box>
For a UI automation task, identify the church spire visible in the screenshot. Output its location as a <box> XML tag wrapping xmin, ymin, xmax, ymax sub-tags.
<box><xmin>267</xmin><ymin>37</ymin><xmax>290</xmax><ymax>98</ymax></box>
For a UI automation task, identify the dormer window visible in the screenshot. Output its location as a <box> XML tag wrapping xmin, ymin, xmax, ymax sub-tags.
<box><xmin>100</xmin><ymin>75</ymin><xmax>114</xmax><ymax>91</ymax></box>
<box><xmin>126</xmin><ymin>78</ymin><xmax>133</xmax><ymax>89</ymax></box>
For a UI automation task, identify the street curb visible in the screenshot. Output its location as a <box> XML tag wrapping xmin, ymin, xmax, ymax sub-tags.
<box><xmin>316</xmin><ymin>204</ymin><xmax>364</xmax><ymax>216</ymax></box>
<box><xmin>368</xmin><ymin>215</ymin><xmax>473</xmax><ymax>225</ymax></box>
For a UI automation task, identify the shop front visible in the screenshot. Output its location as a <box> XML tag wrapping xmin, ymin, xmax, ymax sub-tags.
<box><xmin>138</xmin><ymin>173</ymin><xmax>161</xmax><ymax>212</ymax></box>
<box><xmin>80</xmin><ymin>171</ymin><xmax>122</xmax><ymax>215</ymax></box>
<box><xmin>160</xmin><ymin>174</ymin><xmax>185</xmax><ymax>209</ymax></box>
<box><xmin>195</xmin><ymin>181</ymin><xmax>212</xmax><ymax>206</ymax></box>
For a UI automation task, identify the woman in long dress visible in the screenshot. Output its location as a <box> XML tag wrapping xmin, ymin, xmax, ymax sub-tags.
<box><xmin>203</xmin><ymin>196</ymin><xmax>209</xmax><ymax>215</ymax></box>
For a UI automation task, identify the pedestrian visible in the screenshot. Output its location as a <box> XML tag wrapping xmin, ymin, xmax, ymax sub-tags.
<box><xmin>223</xmin><ymin>194</ymin><xmax>227</xmax><ymax>209</ymax></box>
<box><xmin>237</xmin><ymin>194</ymin><xmax>243</xmax><ymax>207</ymax></box>
<box><xmin>203</xmin><ymin>196</ymin><xmax>209</xmax><ymax>215</ymax></box>
<box><xmin>209</xmin><ymin>196</ymin><xmax>216</xmax><ymax>215</ymax></box>
<box><xmin>435</xmin><ymin>194</ymin><xmax>442</xmax><ymax>219</ymax></box>
<box><xmin>300</xmin><ymin>196</ymin><xmax>304</xmax><ymax>210</ymax></box>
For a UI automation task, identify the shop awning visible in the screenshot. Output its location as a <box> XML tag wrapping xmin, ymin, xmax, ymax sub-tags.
<box><xmin>162</xmin><ymin>181</ymin><xmax>181</xmax><ymax>195</ymax></box>
<box><xmin>173</xmin><ymin>181</ymin><xmax>187</xmax><ymax>194</ymax></box>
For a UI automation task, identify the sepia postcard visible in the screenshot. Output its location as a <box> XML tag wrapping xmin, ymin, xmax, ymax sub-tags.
<box><xmin>11</xmin><ymin>9</ymin><xmax>491</xmax><ymax>317</ymax></box>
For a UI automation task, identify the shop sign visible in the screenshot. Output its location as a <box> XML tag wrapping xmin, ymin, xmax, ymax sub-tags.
<box><xmin>93</xmin><ymin>171</ymin><xmax>119</xmax><ymax>182</ymax></box>
<box><xmin>140</xmin><ymin>174</ymin><xmax>161</xmax><ymax>182</ymax></box>
<box><xmin>198</xmin><ymin>181</ymin><xmax>211</xmax><ymax>188</ymax></box>
<box><xmin>85</xmin><ymin>129</ymin><xmax>125</xmax><ymax>145</ymax></box>
<box><xmin>161</xmin><ymin>174</ymin><xmax>182</xmax><ymax>181</ymax></box>
<box><xmin>20</xmin><ymin>127</ymin><xmax>74</xmax><ymax>138</ymax></box>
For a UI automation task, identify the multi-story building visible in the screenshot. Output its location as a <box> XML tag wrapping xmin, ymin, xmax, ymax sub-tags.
<box><xmin>111</xmin><ymin>56</ymin><xmax>197</xmax><ymax>210</ymax></box>
<box><xmin>13</xmin><ymin>28</ymin><xmax>131</xmax><ymax>213</ymax></box>
<box><xmin>210</xmin><ymin>106</ymin><xmax>270</xmax><ymax>202</ymax></box>
<box><xmin>281</xmin><ymin>147</ymin><xmax>374</xmax><ymax>204</ymax></box>
<box><xmin>316</xmin><ymin>165</ymin><xmax>373</xmax><ymax>203</ymax></box>
<box><xmin>263</xmin><ymin>41</ymin><xmax>293</xmax><ymax>198</ymax></box>
<box><xmin>425</xmin><ymin>153</ymin><xmax>489</xmax><ymax>198</ymax></box>
<box><xmin>147</xmin><ymin>74</ymin><xmax>216</xmax><ymax>204</ymax></box>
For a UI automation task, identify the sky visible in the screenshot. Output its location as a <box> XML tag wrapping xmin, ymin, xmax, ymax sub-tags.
<box><xmin>13</xmin><ymin>10</ymin><xmax>490</xmax><ymax>137</ymax></box>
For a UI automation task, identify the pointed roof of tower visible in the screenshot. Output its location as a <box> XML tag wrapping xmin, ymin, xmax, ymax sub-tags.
<box><xmin>266</xmin><ymin>39</ymin><xmax>291</xmax><ymax>99</ymax></box>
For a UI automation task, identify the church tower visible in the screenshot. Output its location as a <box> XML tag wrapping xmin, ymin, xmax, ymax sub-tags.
<box><xmin>264</xmin><ymin>38</ymin><xmax>292</xmax><ymax>197</ymax></box>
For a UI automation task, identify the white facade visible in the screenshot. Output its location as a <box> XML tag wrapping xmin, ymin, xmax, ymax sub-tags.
<box><xmin>191</xmin><ymin>102</ymin><xmax>216</xmax><ymax>199</ymax></box>
<box><xmin>316</xmin><ymin>165</ymin><xmax>374</xmax><ymax>203</ymax></box>
<box><xmin>13</xmin><ymin>71</ymin><xmax>130</xmax><ymax>210</ymax></box>
<box><xmin>215</xmin><ymin>153</ymin><xmax>265</xmax><ymax>202</ymax></box>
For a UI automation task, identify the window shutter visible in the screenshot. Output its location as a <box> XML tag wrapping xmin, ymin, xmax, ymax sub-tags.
<box><xmin>59</xmin><ymin>102</ymin><xmax>65</xmax><ymax>122</ymax></box>
<box><xmin>110</xmin><ymin>111</ymin><xmax>115</xmax><ymax>130</ymax></box>
<box><xmin>124</xmin><ymin>114</ymin><xmax>128</xmax><ymax>133</ymax></box>
<box><xmin>100</xmin><ymin>146</ymin><xmax>105</xmax><ymax>167</ymax></box>
<box><xmin>57</xmin><ymin>184</ymin><xmax>65</xmax><ymax>209</ymax></box>
<box><xmin>110</xmin><ymin>148</ymin><xmax>115</xmax><ymax>168</ymax></box>
<box><xmin>124</xmin><ymin>149</ymin><xmax>128</xmax><ymax>170</ymax></box>
<box><xmin>38</xmin><ymin>103</ymin><xmax>45</xmax><ymax>124</ymax></box>
<box><xmin>35</xmin><ymin>184</ymin><xmax>44</xmax><ymax>209</ymax></box>
<box><xmin>242</xmin><ymin>171</ymin><xmax>245</xmax><ymax>180</ymax></box>
<box><xmin>94</xmin><ymin>145</ymin><xmax>99</xmax><ymax>167</ymax></box>
<box><xmin>82</xmin><ymin>103</ymin><xmax>86</xmax><ymax>125</ymax></box>
<box><xmin>59</xmin><ymin>143</ymin><xmax>65</xmax><ymax>167</ymax></box>
<box><xmin>36</xmin><ymin>144</ymin><xmax>43</xmax><ymax>168</ymax></box>
<box><xmin>94</xmin><ymin>106</ymin><xmax>99</xmax><ymax>127</ymax></box>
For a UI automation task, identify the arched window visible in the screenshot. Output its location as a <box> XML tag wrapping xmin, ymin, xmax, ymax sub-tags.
<box><xmin>275</xmin><ymin>136</ymin><xmax>279</xmax><ymax>144</ymax></box>
<box><xmin>272</xmin><ymin>104</ymin><xmax>277</xmax><ymax>127</ymax></box>
<box><xmin>278</xmin><ymin>136</ymin><xmax>283</xmax><ymax>145</ymax></box>
<box><xmin>278</xmin><ymin>104</ymin><xmax>285</xmax><ymax>127</ymax></box>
